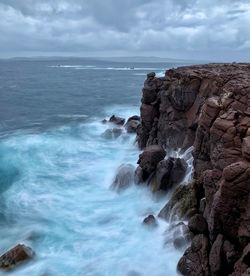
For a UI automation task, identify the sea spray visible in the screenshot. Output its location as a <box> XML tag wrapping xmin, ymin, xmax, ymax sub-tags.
<box><xmin>0</xmin><ymin>115</ymin><xmax>183</xmax><ymax>275</ymax></box>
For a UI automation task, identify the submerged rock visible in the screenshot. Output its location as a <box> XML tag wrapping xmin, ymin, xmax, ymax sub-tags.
<box><xmin>0</xmin><ymin>244</ymin><xmax>34</xmax><ymax>270</ymax></box>
<box><xmin>102</xmin><ymin>128</ymin><xmax>123</xmax><ymax>139</ymax></box>
<box><xmin>109</xmin><ymin>115</ymin><xmax>125</xmax><ymax>125</ymax></box>
<box><xmin>111</xmin><ymin>164</ymin><xmax>135</xmax><ymax>192</ymax></box>
<box><xmin>166</xmin><ymin>222</ymin><xmax>193</xmax><ymax>249</ymax></box>
<box><xmin>142</xmin><ymin>214</ymin><xmax>157</xmax><ymax>227</ymax></box>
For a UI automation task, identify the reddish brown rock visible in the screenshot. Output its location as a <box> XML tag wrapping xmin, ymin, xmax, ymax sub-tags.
<box><xmin>136</xmin><ymin>63</ymin><xmax>250</xmax><ymax>275</ymax></box>
<box><xmin>177</xmin><ymin>234</ymin><xmax>210</xmax><ymax>276</ymax></box>
<box><xmin>0</xmin><ymin>244</ymin><xmax>34</xmax><ymax>270</ymax></box>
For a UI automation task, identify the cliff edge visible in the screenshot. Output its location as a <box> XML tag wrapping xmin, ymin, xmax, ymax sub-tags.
<box><xmin>136</xmin><ymin>63</ymin><xmax>250</xmax><ymax>275</ymax></box>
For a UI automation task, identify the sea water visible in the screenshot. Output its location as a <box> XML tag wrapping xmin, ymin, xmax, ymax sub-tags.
<box><xmin>0</xmin><ymin>58</ymin><xmax>190</xmax><ymax>275</ymax></box>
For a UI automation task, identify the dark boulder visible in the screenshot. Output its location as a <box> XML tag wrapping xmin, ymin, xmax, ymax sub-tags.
<box><xmin>142</xmin><ymin>215</ymin><xmax>157</xmax><ymax>227</ymax></box>
<box><xmin>109</xmin><ymin>115</ymin><xmax>125</xmax><ymax>125</ymax></box>
<box><xmin>111</xmin><ymin>164</ymin><xmax>135</xmax><ymax>192</ymax></box>
<box><xmin>0</xmin><ymin>244</ymin><xmax>34</xmax><ymax>270</ymax></box>
<box><xmin>137</xmin><ymin>145</ymin><xmax>166</xmax><ymax>179</ymax></box>
<box><xmin>102</xmin><ymin>128</ymin><xmax>123</xmax><ymax>139</ymax></box>
<box><xmin>152</xmin><ymin>157</ymin><xmax>187</xmax><ymax>191</ymax></box>
<box><xmin>188</xmin><ymin>214</ymin><xmax>208</xmax><ymax>234</ymax></box>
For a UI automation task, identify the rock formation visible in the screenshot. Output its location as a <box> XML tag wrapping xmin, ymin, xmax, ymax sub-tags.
<box><xmin>136</xmin><ymin>64</ymin><xmax>250</xmax><ymax>275</ymax></box>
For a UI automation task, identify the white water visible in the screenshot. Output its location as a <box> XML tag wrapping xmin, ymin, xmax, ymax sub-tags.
<box><xmin>0</xmin><ymin>107</ymin><xmax>182</xmax><ymax>276</ymax></box>
<box><xmin>49</xmin><ymin>65</ymin><xmax>165</xmax><ymax>71</ymax></box>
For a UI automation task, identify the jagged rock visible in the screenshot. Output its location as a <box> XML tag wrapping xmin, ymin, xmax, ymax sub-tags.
<box><xmin>111</xmin><ymin>164</ymin><xmax>135</xmax><ymax>192</ymax></box>
<box><xmin>0</xmin><ymin>244</ymin><xmax>34</xmax><ymax>269</ymax></box>
<box><xmin>188</xmin><ymin>214</ymin><xmax>208</xmax><ymax>234</ymax></box>
<box><xmin>142</xmin><ymin>215</ymin><xmax>157</xmax><ymax>227</ymax></box>
<box><xmin>137</xmin><ymin>145</ymin><xmax>166</xmax><ymax>180</ymax></box>
<box><xmin>152</xmin><ymin>157</ymin><xmax>187</xmax><ymax>191</ymax></box>
<box><xmin>177</xmin><ymin>234</ymin><xmax>210</xmax><ymax>276</ymax></box>
<box><xmin>109</xmin><ymin>115</ymin><xmax>125</xmax><ymax>125</ymax></box>
<box><xmin>158</xmin><ymin>183</ymin><xmax>198</xmax><ymax>221</ymax></box>
<box><xmin>102</xmin><ymin>128</ymin><xmax>123</xmax><ymax>139</ymax></box>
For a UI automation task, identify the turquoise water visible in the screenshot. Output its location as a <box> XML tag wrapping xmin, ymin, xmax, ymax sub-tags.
<box><xmin>0</xmin><ymin>60</ymin><xmax>187</xmax><ymax>275</ymax></box>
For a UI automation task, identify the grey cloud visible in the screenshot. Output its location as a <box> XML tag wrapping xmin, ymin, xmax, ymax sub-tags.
<box><xmin>0</xmin><ymin>0</ymin><xmax>250</xmax><ymax>60</ymax></box>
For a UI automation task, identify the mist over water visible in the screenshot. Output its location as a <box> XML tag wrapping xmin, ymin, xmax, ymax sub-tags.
<box><xmin>0</xmin><ymin>59</ymin><xmax>189</xmax><ymax>275</ymax></box>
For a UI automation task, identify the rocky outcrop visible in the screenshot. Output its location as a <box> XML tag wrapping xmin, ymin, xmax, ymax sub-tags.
<box><xmin>136</xmin><ymin>64</ymin><xmax>250</xmax><ymax>275</ymax></box>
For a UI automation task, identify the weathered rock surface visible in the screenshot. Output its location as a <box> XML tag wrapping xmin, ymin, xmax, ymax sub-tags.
<box><xmin>0</xmin><ymin>244</ymin><xmax>34</xmax><ymax>270</ymax></box>
<box><xmin>136</xmin><ymin>63</ymin><xmax>250</xmax><ymax>275</ymax></box>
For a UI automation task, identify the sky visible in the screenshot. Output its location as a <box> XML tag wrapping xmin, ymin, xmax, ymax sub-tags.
<box><xmin>0</xmin><ymin>0</ymin><xmax>250</xmax><ymax>61</ymax></box>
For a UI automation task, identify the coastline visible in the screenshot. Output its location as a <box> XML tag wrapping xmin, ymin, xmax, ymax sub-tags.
<box><xmin>133</xmin><ymin>63</ymin><xmax>250</xmax><ymax>275</ymax></box>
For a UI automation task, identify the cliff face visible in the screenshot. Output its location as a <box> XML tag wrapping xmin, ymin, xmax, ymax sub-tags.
<box><xmin>137</xmin><ymin>64</ymin><xmax>250</xmax><ymax>275</ymax></box>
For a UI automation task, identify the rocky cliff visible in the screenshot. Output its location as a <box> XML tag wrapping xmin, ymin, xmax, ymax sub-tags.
<box><xmin>136</xmin><ymin>64</ymin><xmax>250</xmax><ymax>275</ymax></box>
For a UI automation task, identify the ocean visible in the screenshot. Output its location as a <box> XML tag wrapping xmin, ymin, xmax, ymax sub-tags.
<box><xmin>0</xmin><ymin>58</ymin><xmax>189</xmax><ymax>275</ymax></box>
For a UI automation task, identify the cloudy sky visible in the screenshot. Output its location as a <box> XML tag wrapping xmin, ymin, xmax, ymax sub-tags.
<box><xmin>0</xmin><ymin>0</ymin><xmax>250</xmax><ymax>61</ymax></box>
